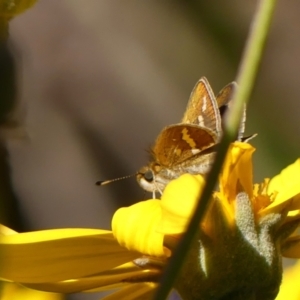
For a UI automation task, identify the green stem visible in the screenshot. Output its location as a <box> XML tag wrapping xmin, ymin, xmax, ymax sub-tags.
<box><xmin>227</xmin><ymin>0</ymin><xmax>277</xmax><ymax>135</ymax></box>
<box><xmin>154</xmin><ymin>0</ymin><xmax>278</xmax><ymax>299</ymax></box>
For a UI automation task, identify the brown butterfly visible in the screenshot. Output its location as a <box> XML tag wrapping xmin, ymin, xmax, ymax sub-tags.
<box><xmin>136</xmin><ymin>77</ymin><xmax>246</xmax><ymax>196</ymax></box>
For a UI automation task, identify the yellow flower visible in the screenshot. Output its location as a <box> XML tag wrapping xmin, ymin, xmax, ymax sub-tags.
<box><xmin>0</xmin><ymin>227</ymin><xmax>64</xmax><ymax>300</ymax></box>
<box><xmin>1</xmin><ymin>142</ymin><xmax>300</xmax><ymax>300</ymax></box>
<box><xmin>0</xmin><ymin>225</ymin><xmax>154</xmax><ymax>299</ymax></box>
<box><xmin>0</xmin><ymin>282</ymin><xmax>63</xmax><ymax>300</ymax></box>
<box><xmin>276</xmin><ymin>260</ymin><xmax>300</xmax><ymax>300</ymax></box>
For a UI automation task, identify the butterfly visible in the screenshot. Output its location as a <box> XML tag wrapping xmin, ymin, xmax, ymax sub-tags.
<box><xmin>136</xmin><ymin>77</ymin><xmax>247</xmax><ymax>196</ymax></box>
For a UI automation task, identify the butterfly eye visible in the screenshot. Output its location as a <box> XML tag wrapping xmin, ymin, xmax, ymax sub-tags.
<box><xmin>144</xmin><ymin>170</ymin><xmax>154</xmax><ymax>182</ymax></box>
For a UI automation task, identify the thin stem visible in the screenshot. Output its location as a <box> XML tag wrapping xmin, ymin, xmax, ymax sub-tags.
<box><xmin>227</xmin><ymin>0</ymin><xmax>278</xmax><ymax>135</ymax></box>
<box><xmin>154</xmin><ymin>0</ymin><xmax>278</xmax><ymax>299</ymax></box>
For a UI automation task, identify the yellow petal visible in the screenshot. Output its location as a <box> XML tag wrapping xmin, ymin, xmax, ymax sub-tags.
<box><xmin>0</xmin><ymin>282</ymin><xmax>63</xmax><ymax>300</ymax></box>
<box><xmin>102</xmin><ymin>282</ymin><xmax>157</xmax><ymax>300</ymax></box>
<box><xmin>23</xmin><ymin>262</ymin><xmax>161</xmax><ymax>293</ymax></box>
<box><xmin>220</xmin><ymin>142</ymin><xmax>255</xmax><ymax>202</ymax></box>
<box><xmin>285</xmin><ymin>209</ymin><xmax>300</xmax><ymax>223</ymax></box>
<box><xmin>264</xmin><ymin>159</ymin><xmax>300</xmax><ymax>214</ymax></box>
<box><xmin>25</xmin><ymin>281</ymin><xmax>128</xmax><ymax>294</ymax></box>
<box><xmin>158</xmin><ymin>174</ymin><xmax>205</xmax><ymax>234</ymax></box>
<box><xmin>281</xmin><ymin>235</ymin><xmax>300</xmax><ymax>258</ymax></box>
<box><xmin>276</xmin><ymin>261</ymin><xmax>300</xmax><ymax>300</ymax></box>
<box><xmin>0</xmin><ymin>228</ymin><xmax>139</xmax><ymax>283</ymax></box>
<box><xmin>112</xmin><ymin>200</ymin><xmax>166</xmax><ymax>257</ymax></box>
<box><xmin>0</xmin><ymin>224</ymin><xmax>17</xmax><ymax>235</ymax></box>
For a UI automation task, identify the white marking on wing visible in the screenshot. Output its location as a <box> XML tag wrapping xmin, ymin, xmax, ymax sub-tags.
<box><xmin>198</xmin><ymin>115</ymin><xmax>205</xmax><ymax>126</ymax></box>
<box><xmin>191</xmin><ymin>149</ymin><xmax>201</xmax><ymax>155</ymax></box>
<box><xmin>202</xmin><ymin>96</ymin><xmax>207</xmax><ymax>111</ymax></box>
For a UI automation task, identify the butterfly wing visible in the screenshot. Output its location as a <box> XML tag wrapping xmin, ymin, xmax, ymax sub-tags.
<box><xmin>152</xmin><ymin>124</ymin><xmax>217</xmax><ymax>167</ymax></box>
<box><xmin>216</xmin><ymin>81</ymin><xmax>246</xmax><ymax>141</ymax></box>
<box><xmin>181</xmin><ymin>77</ymin><xmax>222</xmax><ymax>140</ymax></box>
<box><xmin>216</xmin><ymin>81</ymin><xmax>236</xmax><ymax>110</ymax></box>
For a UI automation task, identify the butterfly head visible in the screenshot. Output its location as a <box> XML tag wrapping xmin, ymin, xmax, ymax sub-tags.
<box><xmin>136</xmin><ymin>163</ymin><xmax>166</xmax><ymax>196</ymax></box>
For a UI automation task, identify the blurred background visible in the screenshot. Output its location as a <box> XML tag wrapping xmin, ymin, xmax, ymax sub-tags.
<box><xmin>1</xmin><ymin>0</ymin><xmax>299</xmax><ymax>299</ymax></box>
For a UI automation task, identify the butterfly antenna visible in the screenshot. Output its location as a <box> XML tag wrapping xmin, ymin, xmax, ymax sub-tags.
<box><xmin>96</xmin><ymin>174</ymin><xmax>136</xmax><ymax>186</ymax></box>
